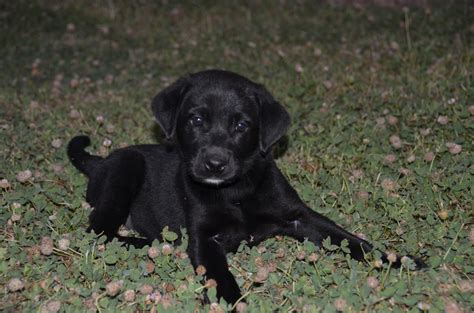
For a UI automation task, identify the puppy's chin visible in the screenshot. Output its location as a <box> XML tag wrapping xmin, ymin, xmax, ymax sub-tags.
<box><xmin>190</xmin><ymin>173</ymin><xmax>239</xmax><ymax>187</ymax></box>
<box><xmin>202</xmin><ymin>178</ymin><xmax>226</xmax><ymax>186</ymax></box>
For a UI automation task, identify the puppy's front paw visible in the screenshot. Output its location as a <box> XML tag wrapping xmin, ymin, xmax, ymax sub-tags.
<box><xmin>382</xmin><ymin>252</ymin><xmax>426</xmax><ymax>270</ymax></box>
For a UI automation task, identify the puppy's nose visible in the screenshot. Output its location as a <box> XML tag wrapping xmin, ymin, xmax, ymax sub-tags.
<box><xmin>204</xmin><ymin>157</ymin><xmax>227</xmax><ymax>173</ymax></box>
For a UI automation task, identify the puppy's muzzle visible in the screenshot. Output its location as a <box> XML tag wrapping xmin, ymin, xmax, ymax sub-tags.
<box><xmin>192</xmin><ymin>147</ymin><xmax>237</xmax><ymax>185</ymax></box>
<box><xmin>204</xmin><ymin>156</ymin><xmax>228</xmax><ymax>174</ymax></box>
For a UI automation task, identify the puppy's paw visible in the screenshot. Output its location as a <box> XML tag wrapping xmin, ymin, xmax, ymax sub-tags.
<box><xmin>381</xmin><ymin>252</ymin><xmax>426</xmax><ymax>270</ymax></box>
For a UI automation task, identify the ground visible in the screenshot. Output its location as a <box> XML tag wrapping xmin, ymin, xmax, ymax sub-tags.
<box><xmin>0</xmin><ymin>1</ymin><xmax>472</xmax><ymax>312</ymax></box>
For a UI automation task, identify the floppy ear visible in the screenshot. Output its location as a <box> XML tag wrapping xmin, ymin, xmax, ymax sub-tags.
<box><xmin>254</xmin><ymin>85</ymin><xmax>291</xmax><ymax>154</ymax></box>
<box><xmin>151</xmin><ymin>77</ymin><xmax>190</xmax><ymax>139</ymax></box>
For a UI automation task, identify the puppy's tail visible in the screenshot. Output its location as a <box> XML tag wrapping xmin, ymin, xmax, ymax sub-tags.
<box><xmin>67</xmin><ymin>135</ymin><xmax>103</xmax><ymax>176</ymax></box>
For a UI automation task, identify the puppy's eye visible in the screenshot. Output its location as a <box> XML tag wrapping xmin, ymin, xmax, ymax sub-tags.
<box><xmin>235</xmin><ymin>122</ymin><xmax>248</xmax><ymax>132</ymax></box>
<box><xmin>190</xmin><ymin>116</ymin><xmax>204</xmax><ymax>127</ymax></box>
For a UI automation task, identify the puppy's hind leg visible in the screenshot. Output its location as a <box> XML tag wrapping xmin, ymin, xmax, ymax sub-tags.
<box><xmin>86</xmin><ymin>150</ymin><xmax>147</xmax><ymax>246</ymax></box>
<box><xmin>285</xmin><ymin>207</ymin><xmax>426</xmax><ymax>269</ymax></box>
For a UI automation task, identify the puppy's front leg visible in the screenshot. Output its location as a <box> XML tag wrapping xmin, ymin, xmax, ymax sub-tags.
<box><xmin>188</xmin><ymin>233</ymin><xmax>242</xmax><ymax>305</ymax></box>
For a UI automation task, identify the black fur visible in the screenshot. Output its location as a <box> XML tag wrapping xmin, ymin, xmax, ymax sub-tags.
<box><xmin>68</xmin><ymin>70</ymin><xmax>425</xmax><ymax>305</ymax></box>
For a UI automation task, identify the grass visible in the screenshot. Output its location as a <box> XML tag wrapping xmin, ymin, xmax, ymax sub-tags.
<box><xmin>0</xmin><ymin>0</ymin><xmax>472</xmax><ymax>312</ymax></box>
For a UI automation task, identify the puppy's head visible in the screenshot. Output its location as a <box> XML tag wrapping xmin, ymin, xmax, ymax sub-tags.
<box><xmin>152</xmin><ymin>70</ymin><xmax>290</xmax><ymax>186</ymax></box>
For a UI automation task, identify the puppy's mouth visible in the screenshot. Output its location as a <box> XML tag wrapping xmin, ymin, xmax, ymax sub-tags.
<box><xmin>202</xmin><ymin>178</ymin><xmax>225</xmax><ymax>186</ymax></box>
<box><xmin>192</xmin><ymin>173</ymin><xmax>239</xmax><ymax>187</ymax></box>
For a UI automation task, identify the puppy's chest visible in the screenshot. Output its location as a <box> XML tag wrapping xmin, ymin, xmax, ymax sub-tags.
<box><xmin>207</xmin><ymin>197</ymin><xmax>248</xmax><ymax>224</ymax></box>
<box><xmin>190</xmin><ymin>181</ymin><xmax>251</xmax><ymax>209</ymax></box>
<box><xmin>191</xmin><ymin>192</ymin><xmax>254</xmax><ymax>228</ymax></box>
<box><xmin>209</xmin><ymin>199</ymin><xmax>254</xmax><ymax>244</ymax></box>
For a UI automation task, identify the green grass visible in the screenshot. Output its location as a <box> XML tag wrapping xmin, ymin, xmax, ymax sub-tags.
<box><xmin>1</xmin><ymin>1</ymin><xmax>472</xmax><ymax>312</ymax></box>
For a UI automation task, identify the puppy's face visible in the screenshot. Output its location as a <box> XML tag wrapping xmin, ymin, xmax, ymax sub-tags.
<box><xmin>152</xmin><ymin>70</ymin><xmax>290</xmax><ymax>186</ymax></box>
<box><xmin>176</xmin><ymin>88</ymin><xmax>259</xmax><ymax>185</ymax></box>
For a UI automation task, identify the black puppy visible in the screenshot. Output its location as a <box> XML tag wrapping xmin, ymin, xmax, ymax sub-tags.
<box><xmin>68</xmin><ymin>70</ymin><xmax>423</xmax><ymax>305</ymax></box>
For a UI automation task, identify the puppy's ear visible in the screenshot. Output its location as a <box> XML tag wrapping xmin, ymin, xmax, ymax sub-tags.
<box><xmin>254</xmin><ymin>85</ymin><xmax>291</xmax><ymax>154</ymax></box>
<box><xmin>151</xmin><ymin>77</ymin><xmax>190</xmax><ymax>139</ymax></box>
